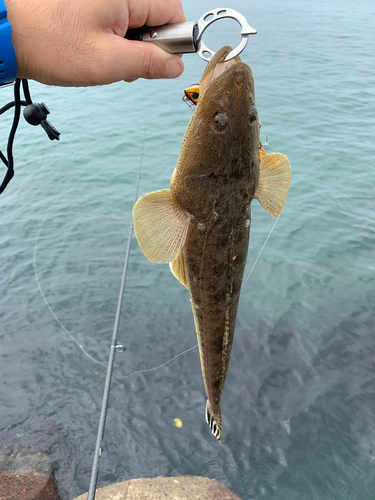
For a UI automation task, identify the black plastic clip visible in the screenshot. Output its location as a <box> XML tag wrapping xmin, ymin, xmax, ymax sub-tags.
<box><xmin>24</xmin><ymin>102</ymin><xmax>60</xmax><ymax>141</ymax></box>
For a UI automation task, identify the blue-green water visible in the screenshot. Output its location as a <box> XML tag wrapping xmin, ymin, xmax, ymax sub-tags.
<box><xmin>1</xmin><ymin>0</ymin><xmax>375</xmax><ymax>498</ymax></box>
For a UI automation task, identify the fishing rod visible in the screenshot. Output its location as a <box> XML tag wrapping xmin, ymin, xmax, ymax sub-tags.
<box><xmin>87</xmin><ymin>138</ymin><xmax>144</xmax><ymax>500</ymax></box>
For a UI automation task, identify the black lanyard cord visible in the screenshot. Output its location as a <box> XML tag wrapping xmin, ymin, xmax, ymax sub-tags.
<box><xmin>22</xmin><ymin>78</ymin><xmax>32</xmax><ymax>105</ymax></box>
<box><xmin>0</xmin><ymin>78</ymin><xmax>60</xmax><ymax>196</ymax></box>
<box><xmin>0</xmin><ymin>78</ymin><xmax>21</xmax><ymax>194</ymax></box>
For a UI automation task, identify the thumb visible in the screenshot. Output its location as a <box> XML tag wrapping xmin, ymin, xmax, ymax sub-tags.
<box><xmin>90</xmin><ymin>34</ymin><xmax>185</xmax><ymax>84</ymax></box>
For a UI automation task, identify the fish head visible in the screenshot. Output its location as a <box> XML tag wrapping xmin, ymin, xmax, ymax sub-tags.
<box><xmin>198</xmin><ymin>46</ymin><xmax>258</xmax><ymax>145</ymax></box>
<box><xmin>171</xmin><ymin>46</ymin><xmax>260</xmax><ymax>217</ymax></box>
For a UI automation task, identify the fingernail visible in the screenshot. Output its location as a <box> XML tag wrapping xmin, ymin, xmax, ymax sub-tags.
<box><xmin>160</xmin><ymin>57</ymin><xmax>184</xmax><ymax>79</ymax></box>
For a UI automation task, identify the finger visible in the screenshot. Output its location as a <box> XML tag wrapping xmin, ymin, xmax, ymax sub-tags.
<box><xmin>86</xmin><ymin>34</ymin><xmax>184</xmax><ymax>84</ymax></box>
<box><xmin>127</xmin><ymin>0</ymin><xmax>186</xmax><ymax>28</ymax></box>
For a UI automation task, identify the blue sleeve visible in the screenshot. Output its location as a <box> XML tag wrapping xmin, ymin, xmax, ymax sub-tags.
<box><xmin>0</xmin><ymin>0</ymin><xmax>18</xmax><ymax>86</ymax></box>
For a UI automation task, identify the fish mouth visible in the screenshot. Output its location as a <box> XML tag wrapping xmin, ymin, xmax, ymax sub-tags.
<box><xmin>200</xmin><ymin>46</ymin><xmax>241</xmax><ymax>91</ymax></box>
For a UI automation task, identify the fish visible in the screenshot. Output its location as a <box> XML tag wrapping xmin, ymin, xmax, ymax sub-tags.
<box><xmin>133</xmin><ymin>46</ymin><xmax>291</xmax><ymax>441</ymax></box>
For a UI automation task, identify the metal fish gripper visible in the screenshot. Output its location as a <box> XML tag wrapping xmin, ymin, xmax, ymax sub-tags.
<box><xmin>125</xmin><ymin>8</ymin><xmax>257</xmax><ymax>62</ymax></box>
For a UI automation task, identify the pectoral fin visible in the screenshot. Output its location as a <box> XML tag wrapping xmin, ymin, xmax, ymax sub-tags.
<box><xmin>133</xmin><ymin>189</ymin><xmax>191</xmax><ymax>263</ymax></box>
<box><xmin>254</xmin><ymin>152</ymin><xmax>291</xmax><ymax>218</ymax></box>
<box><xmin>169</xmin><ymin>250</ymin><xmax>188</xmax><ymax>288</ymax></box>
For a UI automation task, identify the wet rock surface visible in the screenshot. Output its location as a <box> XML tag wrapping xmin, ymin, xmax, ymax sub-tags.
<box><xmin>0</xmin><ymin>420</ymin><xmax>84</xmax><ymax>499</ymax></box>
<box><xmin>0</xmin><ymin>444</ymin><xmax>55</xmax><ymax>476</ymax></box>
<box><xmin>73</xmin><ymin>475</ymin><xmax>243</xmax><ymax>500</ymax></box>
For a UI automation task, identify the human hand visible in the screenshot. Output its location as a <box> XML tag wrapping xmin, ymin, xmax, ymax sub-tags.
<box><xmin>6</xmin><ymin>0</ymin><xmax>186</xmax><ymax>86</ymax></box>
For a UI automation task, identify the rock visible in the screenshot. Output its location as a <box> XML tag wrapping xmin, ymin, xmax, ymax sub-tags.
<box><xmin>0</xmin><ymin>419</ymin><xmax>83</xmax><ymax>499</ymax></box>
<box><xmin>0</xmin><ymin>444</ymin><xmax>55</xmax><ymax>477</ymax></box>
<box><xmin>0</xmin><ymin>467</ymin><xmax>60</xmax><ymax>500</ymax></box>
<box><xmin>73</xmin><ymin>475</ymin><xmax>242</xmax><ymax>500</ymax></box>
<box><xmin>0</xmin><ymin>444</ymin><xmax>60</xmax><ymax>500</ymax></box>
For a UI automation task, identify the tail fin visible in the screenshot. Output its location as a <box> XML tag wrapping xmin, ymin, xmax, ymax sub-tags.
<box><xmin>205</xmin><ymin>400</ymin><xmax>222</xmax><ymax>442</ymax></box>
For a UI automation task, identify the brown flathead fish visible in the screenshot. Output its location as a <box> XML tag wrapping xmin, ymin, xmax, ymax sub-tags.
<box><xmin>133</xmin><ymin>46</ymin><xmax>291</xmax><ymax>441</ymax></box>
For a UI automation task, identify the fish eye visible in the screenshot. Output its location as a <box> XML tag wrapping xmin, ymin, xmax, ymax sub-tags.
<box><xmin>249</xmin><ymin>105</ymin><xmax>258</xmax><ymax>123</ymax></box>
<box><xmin>213</xmin><ymin>112</ymin><xmax>228</xmax><ymax>131</ymax></box>
<box><xmin>191</xmin><ymin>92</ymin><xmax>199</xmax><ymax>101</ymax></box>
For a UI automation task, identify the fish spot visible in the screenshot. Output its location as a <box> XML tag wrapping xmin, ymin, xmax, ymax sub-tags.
<box><xmin>197</xmin><ymin>222</ymin><xmax>205</xmax><ymax>231</ymax></box>
<box><xmin>194</xmin><ymin>303</ymin><xmax>200</xmax><ymax>310</ymax></box>
<box><xmin>193</xmin><ymin>277</ymin><xmax>197</xmax><ymax>283</ymax></box>
<box><xmin>213</xmin><ymin>211</ymin><xmax>219</xmax><ymax>221</ymax></box>
<box><xmin>245</xmin><ymin>219</ymin><xmax>250</xmax><ymax>228</ymax></box>
<box><xmin>249</xmin><ymin>105</ymin><xmax>258</xmax><ymax>123</ymax></box>
<box><xmin>213</xmin><ymin>112</ymin><xmax>228</xmax><ymax>131</ymax></box>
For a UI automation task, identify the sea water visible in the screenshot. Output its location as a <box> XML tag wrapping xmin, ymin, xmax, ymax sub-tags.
<box><xmin>1</xmin><ymin>0</ymin><xmax>375</xmax><ymax>498</ymax></box>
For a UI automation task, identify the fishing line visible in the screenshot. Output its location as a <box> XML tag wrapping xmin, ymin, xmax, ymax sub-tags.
<box><xmin>116</xmin><ymin>214</ymin><xmax>280</xmax><ymax>380</ymax></box>
<box><xmin>35</xmin><ymin>206</ymin><xmax>279</xmax><ymax>380</ymax></box>
<box><xmin>33</xmin><ymin>209</ymin><xmax>107</xmax><ymax>369</ymax></box>
<box><xmin>242</xmin><ymin>215</ymin><xmax>279</xmax><ymax>287</ymax></box>
<box><xmin>116</xmin><ymin>343</ymin><xmax>199</xmax><ymax>379</ymax></box>
<box><xmin>33</xmin><ymin>140</ymin><xmax>147</xmax><ymax>369</ymax></box>
<box><xmin>34</xmin><ymin>161</ymin><xmax>279</xmax><ymax>382</ymax></box>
